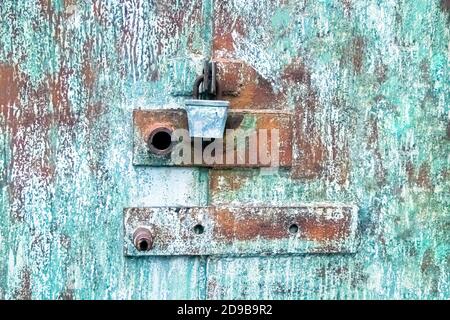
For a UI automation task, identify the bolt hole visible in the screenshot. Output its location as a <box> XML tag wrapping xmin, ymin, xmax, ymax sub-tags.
<box><xmin>148</xmin><ymin>128</ymin><xmax>173</xmax><ymax>155</ymax></box>
<box><xmin>289</xmin><ymin>223</ymin><xmax>299</xmax><ymax>234</ymax></box>
<box><xmin>151</xmin><ymin>130</ymin><xmax>172</xmax><ymax>151</ymax></box>
<box><xmin>193</xmin><ymin>224</ymin><xmax>205</xmax><ymax>235</ymax></box>
<box><xmin>137</xmin><ymin>239</ymin><xmax>149</xmax><ymax>251</ymax></box>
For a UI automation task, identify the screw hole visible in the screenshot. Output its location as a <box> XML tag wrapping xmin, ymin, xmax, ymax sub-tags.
<box><xmin>193</xmin><ymin>224</ymin><xmax>204</xmax><ymax>235</ymax></box>
<box><xmin>289</xmin><ymin>223</ymin><xmax>299</xmax><ymax>234</ymax></box>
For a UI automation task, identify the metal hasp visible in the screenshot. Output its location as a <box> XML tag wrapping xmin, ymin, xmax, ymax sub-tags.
<box><xmin>185</xmin><ymin>61</ymin><xmax>230</xmax><ymax>139</ymax></box>
<box><xmin>123</xmin><ymin>204</ymin><xmax>359</xmax><ymax>256</ymax></box>
<box><xmin>133</xmin><ymin>109</ymin><xmax>292</xmax><ymax>168</ymax></box>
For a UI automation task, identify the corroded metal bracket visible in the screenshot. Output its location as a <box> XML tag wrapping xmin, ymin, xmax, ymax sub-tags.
<box><xmin>133</xmin><ymin>109</ymin><xmax>293</xmax><ymax>167</ymax></box>
<box><xmin>123</xmin><ymin>204</ymin><xmax>358</xmax><ymax>256</ymax></box>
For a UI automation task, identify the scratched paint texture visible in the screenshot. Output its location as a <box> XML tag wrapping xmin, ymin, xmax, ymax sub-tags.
<box><xmin>0</xmin><ymin>0</ymin><xmax>449</xmax><ymax>299</ymax></box>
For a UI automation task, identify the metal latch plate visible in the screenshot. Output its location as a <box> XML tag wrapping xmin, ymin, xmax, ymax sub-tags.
<box><xmin>133</xmin><ymin>109</ymin><xmax>293</xmax><ymax>168</ymax></box>
<box><xmin>123</xmin><ymin>204</ymin><xmax>358</xmax><ymax>256</ymax></box>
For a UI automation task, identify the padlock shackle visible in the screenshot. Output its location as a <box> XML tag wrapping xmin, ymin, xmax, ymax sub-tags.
<box><xmin>192</xmin><ymin>75</ymin><xmax>223</xmax><ymax>100</ymax></box>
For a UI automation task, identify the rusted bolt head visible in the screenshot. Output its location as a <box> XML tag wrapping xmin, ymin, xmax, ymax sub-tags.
<box><xmin>147</xmin><ymin>127</ymin><xmax>173</xmax><ymax>156</ymax></box>
<box><xmin>133</xmin><ymin>227</ymin><xmax>153</xmax><ymax>251</ymax></box>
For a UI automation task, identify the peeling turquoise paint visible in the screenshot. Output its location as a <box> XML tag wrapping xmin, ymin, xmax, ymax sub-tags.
<box><xmin>0</xmin><ymin>0</ymin><xmax>449</xmax><ymax>299</ymax></box>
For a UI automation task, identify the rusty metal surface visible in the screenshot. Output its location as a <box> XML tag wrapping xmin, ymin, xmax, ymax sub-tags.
<box><xmin>133</xmin><ymin>109</ymin><xmax>293</xmax><ymax>167</ymax></box>
<box><xmin>124</xmin><ymin>204</ymin><xmax>358</xmax><ymax>256</ymax></box>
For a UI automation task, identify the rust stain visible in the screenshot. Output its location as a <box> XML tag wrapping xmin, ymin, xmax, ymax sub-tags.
<box><xmin>84</xmin><ymin>98</ymin><xmax>109</xmax><ymax>174</ymax></box>
<box><xmin>292</xmin><ymin>91</ymin><xmax>326</xmax><ymax>179</ymax></box>
<box><xmin>440</xmin><ymin>0</ymin><xmax>450</xmax><ymax>13</ymax></box>
<box><xmin>81</xmin><ymin>34</ymin><xmax>109</xmax><ymax>173</ymax></box>
<box><xmin>85</xmin><ymin>102</ymin><xmax>106</xmax><ymax>123</ymax></box>
<box><xmin>440</xmin><ymin>168</ymin><xmax>449</xmax><ymax>181</ymax></box>
<box><xmin>1</xmin><ymin>60</ymin><xmax>105</xmax><ymax>220</ymax></box>
<box><xmin>149</xmin><ymin>68</ymin><xmax>160</xmax><ymax>82</ymax></box>
<box><xmin>420</xmin><ymin>248</ymin><xmax>440</xmax><ymax>295</ymax></box>
<box><xmin>213</xmin><ymin>33</ymin><xmax>236</xmax><ymax>56</ymax></box>
<box><xmin>225</xmin><ymin>63</ymin><xmax>287</xmax><ymax>109</ymax></box>
<box><xmin>215</xmin><ymin>60</ymin><xmax>243</xmax><ymax>96</ymax></box>
<box><xmin>417</xmin><ymin>163</ymin><xmax>433</xmax><ymax>190</ymax></box>
<box><xmin>126</xmin><ymin>206</ymin><xmax>356</xmax><ymax>255</ymax></box>
<box><xmin>14</xmin><ymin>269</ymin><xmax>32</xmax><ymax>300</ymax></box>
<box><xmin>155</xmin><ymin>0</ymin><xmax>202</xmax><ymax>34</ymax></box>
<box><xmin>215</xmin><ymin>208</ymin><xmax>286</xmax><ymax>241</ymax></box>
<box><xmin>117</xmin><ymin>1</ymin><xmax>142</xmax><ymax>76</ymax></box>
<box><xmin>405</xmin><ymin>161</ymin><xmax>434</xmax><ymax>190</ymax></box>
<box><xmin>214</xmin><ymin>207</ymin><xmax>351</xmax><ymax>243</ymax></box>
<box><xmin>49</xmin><ymin>66</ymin><xmax>77</xmax><ymax>127</ymax></box>
<box><xmin>81</xmin><ymin>39</ymin><xmax>96</xmax><ymax>94</ymax></box>
<box><xmin>282</xmin><ymin>59</ymin><xmax>327</xmax><ymax>179</ymax></box>
<box><xmin>117</xmin><ymin>0</ymin><xmax>203</xmax><ymax>78</ymax></box>
<box><xmin>92</xmin><ymin>1</ymin><xmax>108</xmax><ymax>25</ymax></box>
<box><xmin>134</xmin><ymin>109</ymin><xmax>187</xmax><ymax>141</ymax></box>
<box><xmin>281</xmin><ymin>59</ymin><xmax>311</xmax><ymax>86</ymax></box>
<box><xmin>213</xmin><ymin>3</ymin><xmax>246</xmax><ymax>58</ymax></box>
<box><xmin>1</xmin><ymin>65</ymin><xmax>55</xmax><ymax>220</ymax></box>
<box><xmin>0</xmin><ymin>64</ymin><xmax>22</xmax><ymax>108</ymax></box>
<box><xmin>297</xmin><ymin>216</ymin><xmax>351</xmax><ymax>242</ymax></box>
<box><xmin>255</xmin><ymin>113</ymin><xmax>293</xmax><ymax>167</ymax></box>
<box><xmin>213</xmin><ymin>3</ymin><xmax>290</xmax><ymax>107</ymax></box>
<box><xmin>126</xmin><ymin>204</ymin><xmax>358</xmax><ymax>255</ymax></box>
<box><xmin>62</xmin><ymin>0</ymin><xmax>78</xmax><ymax>18</ymax></box>
<box><xmin>38</xmin><ymin>0</ymin><xmax>65</xmax><ymax>44</ymax></box>
<box><xmin>206</xmin><ymin>279</ymin><xmax>218</xmax><ymax>297</ymax></box>
<box><xmin>351</xmin><ymin>36</ymin><xmax>365</xmax><ymax>74</ymax></box>
<box><xmin>367</xmin><ymin>117</ymin><xmax>379</xmax><ymax>148</ymax></box>
<box><xmin>209</xmin><ymin>170</ymin><xmax>255</xmax><ymax>196</ymax></box>
<box><xmin>38</xmin><ymin>0</ymin><xmax>53</xmax><ymax>18</ymax></box>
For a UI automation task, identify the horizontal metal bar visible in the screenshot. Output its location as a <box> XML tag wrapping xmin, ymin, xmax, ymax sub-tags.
<box><xmin>133</xmin><ymin>109</ymin><xmax>293</xmax><ymax>167</ymax></box>
<box><xmin>123</xmin><ymin>204</ymin><xmax>359</xmax><ymax>256</ymax></box>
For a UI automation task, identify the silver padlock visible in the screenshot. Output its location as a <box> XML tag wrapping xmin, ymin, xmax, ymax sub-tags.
<box><xmin>185</xmin><ymin>62</ymin><xmax>229</xmax><ymax>139</ymax></box>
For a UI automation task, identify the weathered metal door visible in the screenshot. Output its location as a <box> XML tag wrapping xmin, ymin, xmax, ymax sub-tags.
<box><xmin>0</xmin><ymin>0</ymin><xmax>449</xmax><ymax>299</ymax></box>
